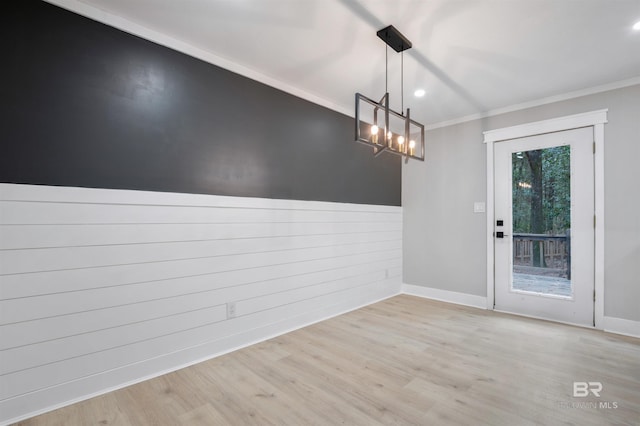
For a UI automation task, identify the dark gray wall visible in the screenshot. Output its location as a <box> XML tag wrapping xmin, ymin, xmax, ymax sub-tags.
<box><xmin>1</xmin><ymin>1</ymin><xmax>400</xmax><ymax>206</ymax></box>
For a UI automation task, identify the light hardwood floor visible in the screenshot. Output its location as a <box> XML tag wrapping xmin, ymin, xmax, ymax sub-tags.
<box><xmin>16</xmin><ymin>295</ymin><xmax>640</xmax><ymax>425</ymax></box>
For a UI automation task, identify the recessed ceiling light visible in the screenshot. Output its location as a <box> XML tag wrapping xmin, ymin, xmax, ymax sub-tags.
<box><xmin>634</xmin><ymin>20</ymin><xmax>640</xmax><ymax>30</ymax></box>
<box><xmin>414</xmin><ymin>89</ymin><xmax>426</xmax><ymax>97</ymax></box>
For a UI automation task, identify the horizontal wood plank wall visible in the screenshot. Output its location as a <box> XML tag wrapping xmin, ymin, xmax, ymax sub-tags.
<box><xmin>0</xmin><ymin>183</ymin><xmax>402</xmax><ymax>424</ymax></box>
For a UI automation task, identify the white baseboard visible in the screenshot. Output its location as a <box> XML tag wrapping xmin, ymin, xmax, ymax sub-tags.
<box><xmin>603</xmin><ymin>316</ymin><xmax>640</xmax><ymax>339</ymax></box>
<box><xmin>402</xmin><ymin>284</ymin><xmax>640</xmax><ymax>341</ymax></box>
<box><xmin>402</xmin><ymin>283</ymin><xmax>639</xmax><ymax>340</ymax></box>
<box><xmin>402</xmin><ymin>283</ymin><xmax>488</xmax><ymax>310</ymax></box>
<box><xmin>1</xmin><ymin>281</ymin><xmax>401</xmax><ymax>426</ymax></box>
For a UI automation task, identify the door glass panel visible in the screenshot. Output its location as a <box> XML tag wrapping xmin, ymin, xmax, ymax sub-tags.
<box><xmin>511</xmin><ymin>146</ymin><xmax>571</xmax><ymax>297</ymax></box>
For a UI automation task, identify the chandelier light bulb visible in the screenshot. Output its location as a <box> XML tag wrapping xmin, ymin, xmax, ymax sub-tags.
<box><xmin>398</xmin><ymin>136</ymin><xmax>405</xmax><ymax>145</ymax></box>
<box><xmin>370</xmin><ymin>125</ymin><xmax>379</xmax><ymax>144</ymax></box>
<box><xmin>409</xmin><ymin>140</ymin><xmax>416</xmax><ymax>149</ymax></box>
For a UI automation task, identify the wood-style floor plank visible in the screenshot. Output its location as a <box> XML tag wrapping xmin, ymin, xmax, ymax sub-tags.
<box><xmin>15</xmin><ymin>295</ymin><xmax>640</xmax><ymax>425</ymax></box>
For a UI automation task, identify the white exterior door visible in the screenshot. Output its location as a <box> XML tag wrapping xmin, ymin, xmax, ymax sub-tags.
<box><xmin>493</xmin><ymin>127</ymin><xmax>595</xmax><ymax>326</ymax></box>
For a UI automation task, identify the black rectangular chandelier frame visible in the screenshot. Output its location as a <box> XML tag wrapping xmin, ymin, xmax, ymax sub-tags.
<box><xmin>354</xmin><ymin>25</ymin><xmax>425</xmax><ymax>162</ymax></box>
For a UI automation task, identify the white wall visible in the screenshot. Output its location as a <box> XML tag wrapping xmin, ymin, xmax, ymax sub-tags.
<box><xmin>0</xmin><ymin>183</ymin><xmax>402</xmax><ymax>424</ymax></box>
<box><xmin>403</xmin><ymin>84</ymin><xmax>640</xmax><ymax>327</ymax></box>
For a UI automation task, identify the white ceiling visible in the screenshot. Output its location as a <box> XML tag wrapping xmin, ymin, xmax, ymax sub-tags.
<box><xmin>61</xmin><ymin>0</ymin><xmax>640</xmax><ymax>126</ymax></box>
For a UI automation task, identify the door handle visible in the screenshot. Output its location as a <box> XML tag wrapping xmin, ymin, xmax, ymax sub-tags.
<box><xmin>495</xmin><ymin>231</ymin><xmax>509</xmax><ymax>239</ymax></box>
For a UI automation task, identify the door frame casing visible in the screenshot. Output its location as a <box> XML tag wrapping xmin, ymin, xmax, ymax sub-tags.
<box><xmin>483</xmin><ymin>109</ymin><xmax>607</xmax><ymax>329</ymax></box>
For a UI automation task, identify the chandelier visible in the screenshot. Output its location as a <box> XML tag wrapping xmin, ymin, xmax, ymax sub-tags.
<box><xmin>355</xmin><ymin>25</ymin><xmax>425</xmax><ymax>162</ymax></box>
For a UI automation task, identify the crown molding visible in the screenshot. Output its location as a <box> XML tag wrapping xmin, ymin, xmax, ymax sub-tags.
<box><xmin>426</xmin><ymin>76</ymin><xmax>640</xmax><ymax>130</ymax></box>
<box><xmin>41</xmin><ymin>1</ymin><xmax>640</xmax><ymax>130</ymax></box>
<box><xmin>43</xmin><ymin>0</ymin><xmax>353</xmax><ymax>118</ymax></box>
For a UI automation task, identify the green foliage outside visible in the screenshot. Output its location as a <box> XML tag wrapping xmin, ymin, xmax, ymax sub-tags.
<box><xmin>512</xmin><ymin>145</ymin><xmax>570</xmax><ymax>235</ymax></box>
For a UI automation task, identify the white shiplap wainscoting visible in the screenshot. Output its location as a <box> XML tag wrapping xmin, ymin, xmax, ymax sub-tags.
<box><xmin>0</xmin><ymin>183</ymin><xmax>402</xmax><ymax>424</ymax></box>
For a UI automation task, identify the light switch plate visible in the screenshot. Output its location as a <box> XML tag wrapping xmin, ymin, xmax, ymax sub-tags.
<box><xmin>474</xmin><ymin>202</ymin><xmax>486</xmax><ymax>213</ymax></box>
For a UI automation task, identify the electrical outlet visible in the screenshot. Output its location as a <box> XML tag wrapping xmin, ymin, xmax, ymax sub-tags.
<box><xmin>227</xmin><ymin>302</ymin><xmax>236</xmax><ymax>319</ymax></box>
